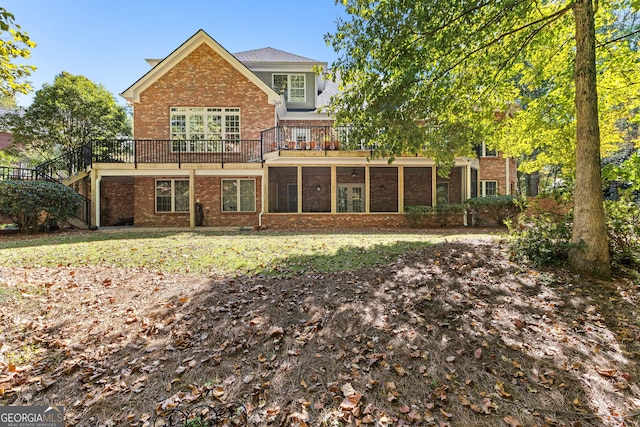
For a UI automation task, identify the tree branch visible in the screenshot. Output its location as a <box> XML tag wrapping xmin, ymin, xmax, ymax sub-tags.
<box><xmin>430</xmin><ymin>3</ymin><xmax>574</xmax><ymax>87</ymax></box>
<box><xmin>596</xmin><ymin>28</ymin><xmax>640</xmax><ymax>48</ymax></box>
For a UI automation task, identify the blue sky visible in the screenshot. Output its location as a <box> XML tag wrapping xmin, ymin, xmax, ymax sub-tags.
<box><xmin>7</xmin><ymin>1</ymin><xmax>345</xmax><ymax>106</ymax></box>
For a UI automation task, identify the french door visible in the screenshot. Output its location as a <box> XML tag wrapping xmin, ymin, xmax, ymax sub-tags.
<box><xmin>337</xmin><ymin>184</ymin><xmax>365</xmax><ymax>213</ymax></box>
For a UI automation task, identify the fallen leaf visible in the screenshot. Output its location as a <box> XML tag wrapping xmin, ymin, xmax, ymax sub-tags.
<box><xmin>393</xmin><ymin>364</ymin><xmax>407</xmax><ymax>376</ymax></box>
<box><xmin>495</xmin><ymin>382</ymin><xmax>512</xmax><ymax>398</ymax></box>
<box><xmin>503</xmin><ymin>415</ymin><xmax>522</xmax><ymax>427</ymax></box>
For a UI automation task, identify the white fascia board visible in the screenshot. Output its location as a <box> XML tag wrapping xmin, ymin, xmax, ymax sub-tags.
<box><xmin>121</xmin><ymin>30</ymin><xmax>281</xmax><ymax>105</ymax></box>
<box><xmin>278</xmin><ymin>110</ymin><xmax>333</xmax><ymax>121</ymax></box>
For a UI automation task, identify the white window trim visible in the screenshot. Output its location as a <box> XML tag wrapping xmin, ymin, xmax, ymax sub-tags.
<box><xmin>170</xmin><ymin>107</ymin><xmax>240</xmax><ymax>152</ymax></box>
<box><xmin>272</xmin><ymin>74</ymin><xmax>306</xmax><ymax>103</ymax></box>
<box><xmin>480</xmin><ymin>142</ymin><xmax>497</xmax><ymax>157</ymax></box>
<box><xmin>155</xmin><ymin>179</ymin><xmax>190</xmax><ymax>213</ymax></box>
<box><xmin>480</xmin><ymin>180</ymin><xmax>498</xmax><ymax>197</ymax></box>
<box><xmin>221</xmin><ymin>178</ymin><xmax>256</xmax><ymax>212</ymax></box>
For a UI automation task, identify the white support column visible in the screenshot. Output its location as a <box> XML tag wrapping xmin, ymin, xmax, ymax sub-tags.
<box><xmin>92</xmin><ymin>170</ymin><xmax>101</xmax><ymax>228</ymax></box>
<box><xmin>331</xmin><ymin>166</ymin><xmax>336</xmax><ymax>213</ymax></box>
<box><xmin>505</xmin><ymin>157</ymin><xmax>511</xmax><ymax>195</ymax></box>
<box><xmin>365</xmin><ymin>166</ymin><xmax>370</xmax><ymax>213</ymax></box>
<box><xmin>432</xmin><ymin>166</ymin><xmax>437</xmax><ymax>206</ymax></box>
<box><xmin>398</xmin><ymin>166</ymin><xmax>404</xmax><ymax>213</ymax></box>
<box><xmin>466</xmin><ymin>164</ymin><xmax>472</xmax><ymax>201</ymax></box>
<box><xmin>297</xmin><ymin>166</ymin><xmax>302</xmax><ymax>213</ymax></box>
<box><xmin>189</xmin><ymin>168</ymin><xmax>196</xmax><ymax>229</ymax></box>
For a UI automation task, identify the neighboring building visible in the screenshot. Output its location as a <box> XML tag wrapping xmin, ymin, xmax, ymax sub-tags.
<box><xmin>45</xmin><ymin>29</ymin><xmax>519</xmax><ymax>229</ymax></box>
<box><xmin>0</xmin><ymin>108</ymin><xmax>16</xmax><ymax>151</ymax></box>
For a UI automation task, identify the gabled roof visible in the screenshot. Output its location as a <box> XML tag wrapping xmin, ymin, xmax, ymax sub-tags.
<box><xmin>233</xmin><ymin>47</ymin><xmax>321</xmax><ymax>64</ymax></box>
<box><xmin>121</xmin><ymin>30</ymin><xmax>281</xmax><ymax>104</ymax></box>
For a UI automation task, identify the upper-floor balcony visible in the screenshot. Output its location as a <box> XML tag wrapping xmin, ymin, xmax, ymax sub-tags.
<box><xmin>90</xmin><ymin>125</ymin><xmax>366</xmax><ymax>167</ymax></box>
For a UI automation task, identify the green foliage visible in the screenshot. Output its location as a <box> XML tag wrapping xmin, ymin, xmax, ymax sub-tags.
<box><xmin>404</xmin><ymin>204</ymin><xmax>465</xmax><ymax>228</ymax></box>
<box><xmin>508</xmin><ymin>210</ymin><xmax>579</xmax><ymax>267</ymax></box>
<box><xmin>1</xmin><ymin>72</ymin><xmax>131</xmax><ymax>159</ymax></box>
<box><xmin>465</xmin><ymin>195</ymin><xmax>525</xmax><ymax>226</ymax></box>
<box><xmin>327</xmin><ymin>0</ymin><xmax>633</xmax><ymax>276</ymax></box>
<box><xmin>510</xmin><ymin>198</ymin><xmax>640</xmax><ymax>269</ymax></box>
<box><xmin>0</xmin><ymin>7</ymin><xmax>35</xmax><ymax>97</ymax></box>
<box><xmin>0</xmin><ymin>180</ymin><xmax>82</xmax><ymax>233</ymax></box>
<box><xmin>603</xmin><ymin>150</ymin><xmax>640</xmax><ymax>198</ymax></box>
<box><xmin>605</xmin><ymin>199</ymin><xmax>640</xmax><ymax>268</ymax></box>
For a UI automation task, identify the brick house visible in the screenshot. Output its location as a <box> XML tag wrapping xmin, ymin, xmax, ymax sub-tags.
<box><xmin>88</xmin><ymin>29</ymin><xmax>516</xmax><ymax>229</ymax></box>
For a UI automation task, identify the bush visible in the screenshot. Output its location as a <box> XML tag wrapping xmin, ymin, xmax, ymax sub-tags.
<box><xmin>404</xmin><ymin>204</ymin><xmax>465</xmax><ymax>228</ymax></box>
<box><xmin>0</xmin><ymin>180</ymin><xmax>82</xmax><ymax>233</ymax></box>
<box><xmin>508</xmin><ymin>210</ymin><xmax>580</xmax><ymax>267</ymax></box>
<box><xmin>605</xmin><ymin>199</ymin><xmax>640</xmax><ymax>268</ymax></box>
<box><xmin>404</xmin><ymin>205</ymin><xmax>432</xmax><ymax>228</ymax></box>
<box><xmin>465</xmin><ymin>195</ymin><xmax>524</xmax><ymax>226</ymax></box>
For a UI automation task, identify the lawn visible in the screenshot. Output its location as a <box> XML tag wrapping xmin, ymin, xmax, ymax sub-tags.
<box><xmin>1</xmin><ymin>228</ymin><xmax>638</xmax><ymax>427</ymax></box>
<box><xmin>0</xmin><ymin>229</ymin><xmax>494</xmax><ymax>276</ymax></box>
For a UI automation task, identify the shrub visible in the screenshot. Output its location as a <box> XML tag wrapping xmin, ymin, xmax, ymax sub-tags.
<box><xmin>0</xmin><ymin>180</ymin><xmax>82</xmax><ymax>233</ymax></box>
<box><xmin>508</xmin><ymin>210</ymin><xmax>580</xmax><ymax>267</ymax></box>
<box><xmin>404</xmin><ymin>204</ymin><xmax>465</xmax><ymax>228</ymax></box>
<box><xmin>404</xmin><ymin>205</ymin><xmax>432</xmax><ymax>228</ymax></box>
<box><xmin>465</xmin><ymin>195</ymin><xmax>524</xmax><ymax>226</ymax></box>
<box><xmin>605</xmin><ymin>199</ymin><xmax>640</xmax><ymax>268</ymax></box>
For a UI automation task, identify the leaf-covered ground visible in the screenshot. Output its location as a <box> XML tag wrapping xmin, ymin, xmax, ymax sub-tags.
<box><xmin>1</xmin><ymin>235</ymin><xmax>639</xmax><ymax>426</ymax></box>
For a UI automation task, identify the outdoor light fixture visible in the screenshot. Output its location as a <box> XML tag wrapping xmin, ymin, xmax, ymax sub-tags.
<box><xmin>351</xmin><ymin>168</ymin><xmax>357</xmax><ymax>177</ymax></box>
<box><xmin>380</xmin><ymin>184</ymin><xmax>386</xmax><ymax>191</ymax></box>
<box><xmin>317</xmin><ymin>184</ymin><xmax>322</xmax><ymax>192</ymax></box>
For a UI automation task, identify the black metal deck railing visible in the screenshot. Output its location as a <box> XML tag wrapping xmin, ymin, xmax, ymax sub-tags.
<box><xmin>93</xmin><ymin>139</ymin><xmax>263</xmax><ymax>166</ymax></box>
<box><xmin>0</xmin><ymin>166</ymin><xmax>55</xmax><ymax>181</ymax></box>
<box><xmin>260</xmin><ymin>125</ymin><xmax>365</xmax><ymax>152</ymax></box>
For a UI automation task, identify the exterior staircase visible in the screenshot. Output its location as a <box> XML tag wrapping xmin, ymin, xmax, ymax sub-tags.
<box><xmin>0</xmin><ymin>143</ymin><xmax>93</xmax><ymax>229</ymax></box>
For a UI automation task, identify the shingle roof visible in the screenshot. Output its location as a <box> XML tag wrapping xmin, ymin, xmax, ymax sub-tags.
<box><xmin>233</xmin><ymin>47</ymin><xmax>321</xmax><ymax>63</ymax></box>
<box><xmin>316</xmin><ymin>78</ymin><xmax>340</xmax><ymax>110</ymax></box>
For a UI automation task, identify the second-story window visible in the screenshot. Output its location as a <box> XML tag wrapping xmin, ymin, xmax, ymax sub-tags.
<box><xmin>478</xmin><ymin>142</ymin><xmax>497</xmax><ymax>157</ymax></box>
<box><xmin>272</xmin><ymin>74</ymin><xmax>305</xmax><ymax>103</ymax></box>
<box><xmin>170</xmin><ymin>107</ymin><xmax>240</xmax><ymax>152</ymax></box>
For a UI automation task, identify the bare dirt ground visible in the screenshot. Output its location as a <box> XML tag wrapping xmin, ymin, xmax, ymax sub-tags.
<box><xmin>1</xmin><ymin>238</ymin><xmax>639</xmax><ymax>426</ymax></box>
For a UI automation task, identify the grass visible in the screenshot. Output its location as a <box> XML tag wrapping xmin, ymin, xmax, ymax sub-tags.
<box><xmin>0</xmin><ymin>229</ymin><xmax>495</xmax><ymax>276</ymax></box>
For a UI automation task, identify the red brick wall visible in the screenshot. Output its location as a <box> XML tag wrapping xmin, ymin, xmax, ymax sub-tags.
<box><xmin>101</xmin><ymin>180</ymin><xmax>134</xmax><ymax>226</ymax></box>
<box><xmin>302</xmin><ymin>167</ymin><xmax>331</xmax><ymax>213</ymax></box>
<box><xmin>0</xmin><ymin>132</ymin><xmax>12</xmax><ymax>150</ymax></box>
<box><xmin>134</xmin><ymin>44</ymin><xmax>275</xmax><ymax>140</ymax></box>
<box><xmin>369</xmin><ymin>167</ymin><xmax>398</xmax><ymax>212</ymax></box>
<box><xmin>404</xmin><ymin>167</ymin><xmax>433</xmax><ymax>207</ymax></box>
<box><xmin>133</xmin><ymin>176</ymin><xmax>261</xmax><ymax>227</ymax></box>
<box><xmin>262</xmin><ymin>212</ymin><xmax>464</xmax><ymax>230</ymax></box>
<box><xmin>479</xmin><ymin>156</ymin><xmax>518</xmax><ymax>195</ymax></box>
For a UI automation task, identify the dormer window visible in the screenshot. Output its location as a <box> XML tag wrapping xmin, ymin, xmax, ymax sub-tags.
<box><xmin>273</xmin><ymin>74</ymin><xmax>305</xmax><ymax>103</ymax></box>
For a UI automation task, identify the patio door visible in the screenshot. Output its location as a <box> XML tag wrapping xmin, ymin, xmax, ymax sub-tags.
<box><xmin>337</xmin><ymin>184</ymin><xmax>365</xmax><ymax>213</ymax></box>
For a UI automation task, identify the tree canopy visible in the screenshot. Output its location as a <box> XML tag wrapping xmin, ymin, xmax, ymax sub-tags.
<box><xmin>0</xmin><ymin>7</ymin><xmax>35</xmax><ymax>97</ymax></box>
<box><xmin>326</xmin><ymin>0</ymin><xmax>640</xmax><ymax>277</ymax></box>
<box><xmin>2</xmin><ymin>72</ymin><xmax>132</xmax><ymax>160</ymax></box>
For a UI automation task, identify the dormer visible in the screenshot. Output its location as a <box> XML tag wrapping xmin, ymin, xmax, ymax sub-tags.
<box><xmin>233</xmin><ymin>47</ymin><xmax>328</xmax><ymax>112</ymax></box>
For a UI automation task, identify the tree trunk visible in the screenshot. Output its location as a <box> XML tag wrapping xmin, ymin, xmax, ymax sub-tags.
<box><xmin>569</xmin><ymin>0</ymin><xmax>611</xmax><ymax>278</ymax></box>
<box><xmin>525</xmin><ymin>171</ymin><xmax>540</xmax><ymax>197</ymax></box>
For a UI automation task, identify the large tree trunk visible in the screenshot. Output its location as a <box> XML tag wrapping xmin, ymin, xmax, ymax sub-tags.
<box><xmin>569</xmin><ymin>0</ymin><xmax>611</xmax><ymax>278</ymax></box>
<box><xmin>525</xmin><ymin>171</ymin><xmax>540</xmax><ymax>197</ymax></box>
